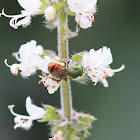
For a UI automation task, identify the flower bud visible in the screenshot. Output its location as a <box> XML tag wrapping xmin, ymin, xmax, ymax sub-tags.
<box><xmin>44</xmin><ymin>6</ymin><xmax>57</xmax><ymax>21</ymax></box>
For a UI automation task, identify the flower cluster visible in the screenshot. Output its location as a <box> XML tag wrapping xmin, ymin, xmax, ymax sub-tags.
<box><xmin>8</xmin><ymin>96</ymin><xmax>96</xmax><ymax>139</ymax></box>
<box><xmin>8</xmin><ymin>97</ymin><xmax>46</xmax><ymax>130</ymax></box>
<box><xmin>81</xmin><ymin>47</ymin><xmax>125</xmax><ymax>87</ymax></box>
<box><xmin>0</xmin><ymin>0</ymin><xmax>58</xmax><ymax>29</ymax></box>
<box><xmin>5</xmin><ymin>40</ymin><xmax>44</xmax><ymax>78</ymax></box>
<box><xmin>5</xmin><ymin>41</ymin><xmax>124</xmax><ymax>94</ymax></box>
<box><xmin>0</xmin><ymin>0</ymin><xmax>97</xmax><ymax>29</ymax></box>
<box><xmin>5</xmin><ymin>40</ymin><xmax>64</xmax><ymax>94</ymax></box>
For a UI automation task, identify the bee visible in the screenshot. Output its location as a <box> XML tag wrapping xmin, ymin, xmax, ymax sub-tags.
<box><xmin>42</xmin><ymin>58</ymin><xmax>83</xmax><ymax>81</ymax></box>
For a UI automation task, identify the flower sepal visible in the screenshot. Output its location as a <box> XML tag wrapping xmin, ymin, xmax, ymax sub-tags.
<box><xmin>67</xmin><ymin>9</ymin><xmax>76</xmax><ymax>16</ymax></box>
<box><xmin>52</xmin><ymin>3</ymin><xmax>63</xmax><ymax>18</ymax></box>
<box><xmin>39</xmin><ymin>105</ymin><xmax>61</xmax><ymax>122</ymax></box>
<box><xmin>71</xmin><ymin>51</ymin><xmax>88</xmax><ymax>65</ymax></box>
<box><xmin>69</xmin><ymin>111</ymin><xmax>97</xmax><ymax>139</ymax></box>
<box><xmin>37</xmin><ymin>0</ymin><xmax>49</xmax><ymax>15</ymax></box>
<box><xmin>52</xmin><ymin>119</ymin><xmax>68</xmax><ymax>128</ymax></box>
<box><xmin>71</xmin><ymin>119</ymin><xmax>85</xmax><ymax>132</ymax></box>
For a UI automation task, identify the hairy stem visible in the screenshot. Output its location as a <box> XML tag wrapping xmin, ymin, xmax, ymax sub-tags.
<box><xmin>57</xmin><ymin>7</ymin><xmax>72</xmax><ymax>139</ymax></box>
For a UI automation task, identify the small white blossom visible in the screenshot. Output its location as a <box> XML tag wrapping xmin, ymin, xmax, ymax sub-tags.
<box><xmin>37</xmin><ymin>56</ymin><xmax>53</xmax><ymax>73</ymax></box>
<box><xmin>4</xmin><ymin>59</ymin><xmax>20</xmax><ymax>76</ymax></box>
<box><xmin>8</xmin><ymin>96</ymin><xmax>46</xmax><ymax>130</ymax></box>
<box><xmin>39</xmin><ymin>75</ymin><xmax>60</xmax><ymax>94</ymax></box>
<box><xmin>67</xmin><ymin>0</ymin><xmax>97</xmax><ymax>29</ymax></box>
<box><xmin>45</xmin><ymin>6</ymin><xmax>57</xmax><ymax>21</ymax></box>
<box><xmin>5</xmin><ymin>40</ymin><xmax>44</xmax><ymax>78</ymax></box>
<box><xmin>49</xmin><ymin>131</ymin><xmax>64</xmax><ymax>140</ymax></box>
<box><xmin>0</xmin><ymin>0</ymin><xmax>42</xmax><ymax>29</ymax></box>
<box><xmin>82</xmin><ymin>47</ymin><xmax>125</xmax><ymax>87</ymax></box>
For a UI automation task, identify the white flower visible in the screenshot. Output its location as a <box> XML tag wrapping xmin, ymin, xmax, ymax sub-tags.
<box><xmin>8</xmin><ymin>96</ymin><xmax>46</xmax><ymax>130</ymax></box>
<box><xmin>67</xmin><ymin>0</ymin><xmax>97</xmax><ymax>29</ymax></box>
<box><xmin>38</xmin><ymin>75</ymin><xmax>60</xmax><ymax>94</ymax></box>
<box><xmin>44</xmin><ymin>6</ymin><xmax>57</xmax><ymax>21</ymax></box>
<box><xmin>82</xmin><ymin>47</ymin><xmax>125</xmax><ymax>87</ymax></box>
<box><xmin>0</xmin><ymin>0</ymin><xmax>42</xmax><ymax>29</ymax></box>
<box><xmin>19</xmin><ymin>40</ymin><xmax>44</xmax><ymax>60</ymax></box>
<box><xmin>49</xmin><ymin>131</ymin><xmax>64</xmax><ymax>140</ymax></box>
<box><xmin>37</xmin><ymin>56</ymin><xmax>53</xmax><ymax>73</ymax></box>
<box><xmin>4</xmin><ymin>59</ymin><xmax>20</xmax><ymax>76</ymax></box>
<box><xmin>75</xmin><ymin>13</ymin><xmax>94</xmax><ymax>29</ymax></box>
<box><xmin>5</xmin><ymin>40</ymin><xmax>44</xmax><ymax>78</ymax></box>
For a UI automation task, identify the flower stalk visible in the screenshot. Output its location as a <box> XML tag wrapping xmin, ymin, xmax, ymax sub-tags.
<box><xmin>57</xmin><ymin>7</ymin><xmax>72</xmax><ymax>139</ymax></box>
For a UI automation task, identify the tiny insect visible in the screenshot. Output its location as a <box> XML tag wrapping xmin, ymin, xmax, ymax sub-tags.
<box><xmin>40</xmin><ymin>58</ymin><xmax>83</xmax><ymax>82</ymax></box>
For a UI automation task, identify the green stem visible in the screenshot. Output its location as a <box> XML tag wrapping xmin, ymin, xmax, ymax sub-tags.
<box><xmin>57</xmin><ymin>7</ymin><xmax>72</xmax><ymax>140</ymax></box>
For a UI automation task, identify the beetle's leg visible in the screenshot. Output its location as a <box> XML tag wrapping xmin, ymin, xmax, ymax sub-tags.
<box><xmin>38</xmin><ymin>75</ymin><xmax>61</xmax><ymax>83</ymax></box>
<box><xmin>47</xmin><ymin>76</ymin><xmax>61</xmax><ymax>81</ymax></box>
<box><xmin>45</xmin><ymin>75</ymin><xmax>61</xmax><ymax>82</ymax></box>
<box><xmin>63</xmin><ymin>76</ymin><xmax>67</xmax><ymax>81</ymax></box>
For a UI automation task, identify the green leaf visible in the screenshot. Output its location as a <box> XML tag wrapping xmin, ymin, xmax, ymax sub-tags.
<box><xmin>71</xmin><ymin>120</ymin><xmax>85</xmax><ymax>132</ymax></box>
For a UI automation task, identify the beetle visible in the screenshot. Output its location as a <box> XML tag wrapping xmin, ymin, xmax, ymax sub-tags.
<box><xmin>44</xmin><ymin>58</ymin><xmax>83</xmax><ymax>81</ymax></box>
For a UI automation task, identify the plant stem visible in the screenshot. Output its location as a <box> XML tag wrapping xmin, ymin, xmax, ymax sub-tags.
<box><xmin>57</xmin><ymin>7</ymin><xmax>72</xmax><ymax>139</ymax></box>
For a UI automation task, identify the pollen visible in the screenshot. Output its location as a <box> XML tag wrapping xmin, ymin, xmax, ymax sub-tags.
<box><xmin>14</xmin><ymin>25</ymin><xmax>18</xmax><ymax>29</ymax></box>
<box><xmin>104</xmin><ymin>71</ymin><xmax>107</xmax><ymax>74</ymax></box>
<box><xmin>78</xmin><ymin>20</ymin><xmax>81</xmax><ymax>24</ymax></box>
<box><xmin>17</xmin><ymin>67</ymin><xmax>20</xmax><ymax>70</ymax></box>
<box><xmin>15</xmin><ymin>122</ymin><xmax>19</xmax><ymax>124</ymax></box>
<box><xmin>46</xmin><ymin>84</ymin><xmax>49</xmax><ymax>87</ymax></box>
<box><xmin>13</xmin><ymin>73</ymin><xmax>18</xmax><ymax>76</ymax></box>
<box><xmin>52</xmin><ymin>86</ymin><xmax>56</xmax><ymax>89</ymax></box>
<box><xmin>92</xmin><ymin>74</ymin><xmax>96</xmax><ymax>78</ymax></box>
<box><xmin>8</xmin><ymin>105</ymin><xmax>15</xmax><ymax>109</ymax></box>
<box><xmin>38</xmin><ymin>80</ymin><xmax>42</xmax><ymax>84</ymax></box>
<box><xmin>103</xmin><ymin>74</ymin><xmax>108</xmax><ymax>79</ymax></box>
<box><xmin>91</xmin><ymin>18</ymin><xmax>94</xmax><ymax>22</ymax></box>
<box><xmin>113</xmin><ymin>72</ymin><xmax>115</xmax><ymax>76</ymax></box>
<box><xmin>79</xmin><ymin>13</ymin><xmax>83</xmax><ymax>15</ymax></box>
<box><xmin>23</xmin><ymin>120</ymin><xmax>27</xmax><ymax>123</ymax></box>
<box><xmin>57</xmin><ymin>81</ymin><xmax>59</xmax><ymax>84</ymax></box>
<box><xmin>122</xmin><ymin>65</ymin><xmax>125</xmax><ymax>69</ymax></box>
<box><xmin>88</xmin><ymin>68</ymin><xmax>92</xmax><ymax>71</ymax></box>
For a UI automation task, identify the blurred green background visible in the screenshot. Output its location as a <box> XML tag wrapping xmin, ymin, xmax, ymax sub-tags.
<box><xmin>0</xmin><ymin>0</ymin><xmax>139</xmax><ymax>140</ymax></box>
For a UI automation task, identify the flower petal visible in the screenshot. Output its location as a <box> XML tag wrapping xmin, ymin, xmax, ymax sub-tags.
<box><xmin>14</xmin><ymin>117</ymin><xmax>33</xmax><ymax>130</ymax></box>
<box><xmin>17</xmin><ymin>0</ymin><xmax>42</xmax><ymax>14</ymax></box>
<box><xmin>26</xmin><ymin>97</ymin><xmax>46</xmax><ymax>119</ymax></box>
